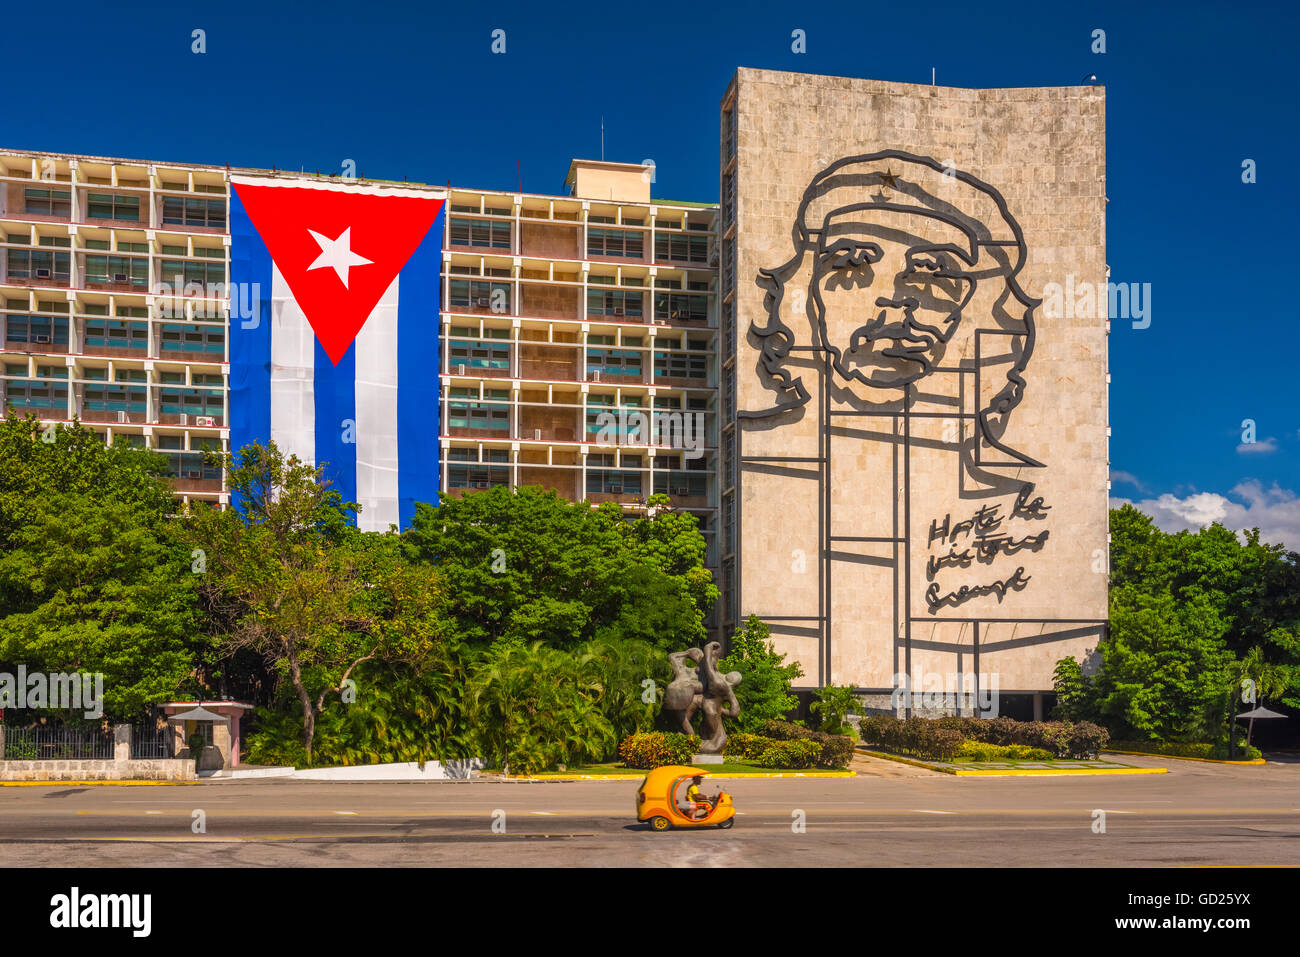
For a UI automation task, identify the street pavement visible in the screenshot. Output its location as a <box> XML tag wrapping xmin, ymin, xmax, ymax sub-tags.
<box><xmin>1</xmin><ymin>753</ymin><xmax>1297</xmax><ymax>867</ymax></box>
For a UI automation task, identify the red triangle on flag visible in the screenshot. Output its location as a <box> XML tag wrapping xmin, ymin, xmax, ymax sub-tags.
<box><xmin>233</xmin><ymin>181</ymin><xmax>444</xmax><ymax>365</ymax></box>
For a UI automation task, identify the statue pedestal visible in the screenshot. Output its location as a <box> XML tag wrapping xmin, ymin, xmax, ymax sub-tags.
<box><xmin>692</xmin><ymin>753</ymin><xmax>724</xmax><ymax>764</ymax></box>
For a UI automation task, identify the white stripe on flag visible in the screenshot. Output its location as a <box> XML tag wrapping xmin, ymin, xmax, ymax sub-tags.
<box><xmin>353</xmin><ymin>276</ymin><xmax>401</xmax><ymax>532</ymax></box>
<box><xmin>270</xmin><ymin>264</ymin><xmax>316</xmax><ymax>465</ymax></box>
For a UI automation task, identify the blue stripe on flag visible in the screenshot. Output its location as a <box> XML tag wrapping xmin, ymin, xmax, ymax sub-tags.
<box><xmin>314</xmin><ymin>338</ymin><xmax>358</xmax><ymax>517</ymax></box>
<box><xmin>227</xmin><ymin>190</ymin><xmax>272</xmax><ymax>478</ymax></box>
<box><xmin>397</xmin><ymin>209</ymin><xmax>443</xmax><ymax>528</ymax></box>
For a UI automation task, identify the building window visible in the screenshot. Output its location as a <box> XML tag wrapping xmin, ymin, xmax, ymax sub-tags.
<box><xmin>448</xmin><ymin>280</ymin><xmax>510</xmax><ymax>312</ymax></box>
<box><xmin>3</xmin><ymin>379</ymin><xmax>68</xmax><ymax>412</ymax></box>
<box><xmin>654</xmin><ymin>292</ymin><xmax>709</xmax><ymax>323</ymax></box>
<box><xmin>86</xmin><ymin>193</ymin><xmax>140</xmax><ymax>222</ymax></box>
<box><xmin>654</xmin><ymin>350</ymin><xmax>708</xmax><ymax>381</ymax></box>
<box><xmin>158</xmin><ymin>259</ymin><xmax>225</xmax><ymax>289</ymax></box>
<box><xmin>586</xmin><ymin>289</ymin><xmax>643</xmax><ymax>318</ymax></box>
<box><xmin>587</xmin><ymin>348</ymin><xmax>642</xmax><ymax>379</ymax></box>
<box><xmin>83</xmin><ymin>255</ymin><xmax>148</xmax><ymax>288</ymax></box>
<box><xmin>4</xmin><ymin>313</ymin><xmax>68</xmax><ymax>346</ymax></box>
<box><xmin>449</xmin><ymin>218</ymin><xmax>511</xmax><ymax>250</ymax></box>
<box><xmin>654</xmin><ymin>232</ymin><xmax>710</xmax><ymax>264</ymax></box>
<box><xmin>159</xmin><ymin>388</ymin><xmax>222</xmax><ymax>417</ymax></box>
<box><xmin>162</xmin><ymin>196</ymin><xmax>226</xmax><ymax>228</ymax></box>
<box><xmin>587</xmin><ymin>228</ymin><xmax>644</xmax><ymax>259</ymax></box>
<box><xmin>449</xmin><ymin>338</ymin><xmax>510</xmax><ymax>372</ymax></box>
<box><xmin>23</xmin><ymin>188</ymin><xmax>71</xmax><ymax>217</ymax></box>
<box><xmin>6</xmin><ymin>249</ymin><xmax>70</xmax><ymax>282</ymax></box>
<box><xmin>159</xmin><ymin>323</ymin><xmax>225</xmax><ymax>356</ymax></box>
<box><xmin>82</xmin><ymin>384</ymin><xmax>145</xmax><ymax>414</ymax></box>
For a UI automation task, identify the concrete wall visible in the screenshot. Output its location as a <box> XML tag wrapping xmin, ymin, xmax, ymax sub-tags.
<box><xmin>0</xmin><ymin>759</ymin><xmax>197</xmax><ymax>781</ymax></box>
<box><xmin>725</xmin><ymin>68</ymin><xmax>1108</xmax><ymax>700</ymax></box>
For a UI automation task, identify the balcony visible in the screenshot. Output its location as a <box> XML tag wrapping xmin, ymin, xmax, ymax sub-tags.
<box><xmin>80</xmin><ymin>409</ymin><xmax>147</xmax><ymax>425</ymax></box>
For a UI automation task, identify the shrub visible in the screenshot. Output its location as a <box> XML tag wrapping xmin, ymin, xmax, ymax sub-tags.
<box><xmin>752</xmin><ymin>739</ymin><xmax>821</xmax><ymax>769</ymax></box>
<box><xmin>618</xmin><ymin>732</ymin><xmax>700</xmax><ymax>769</ymax></box>
<box><xmin>955</xmin><ymin>740</ymin><xmax>1053</xmax><ymax>762</ymax></box>
<box><xmin>1066</xmin><ymin>721</ymin><xmax>1110</xmax><ymax>759</ymax></box>
<box><xmin>811</xmin><ymin>731</ymin><xmax>856</xmax><ymax>768</ymax></box>
<box><xmin>1109</xmin><ymin>740</ymin><xmax>1261</xmax><ymax>761</ymax></box>
<box><xmin>722</xmin><ymin>732</ymin><xmax>769</xmax><ymax>760</ymax></box>
<box><xmin>757</xmin><ymin>719</ymin><xmax>812</xmax><ymax>740</ymax></box>
<box><xmin>857</xmin><ymin>713</ymin><xmax>900</xmax><ymax>745</ymax></box>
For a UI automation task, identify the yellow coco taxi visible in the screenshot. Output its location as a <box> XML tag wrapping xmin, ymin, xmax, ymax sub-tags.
<box><xmin>636</xmin><ymin>765</ymin><xmax>736</xmax><ymax>831</ymax></box>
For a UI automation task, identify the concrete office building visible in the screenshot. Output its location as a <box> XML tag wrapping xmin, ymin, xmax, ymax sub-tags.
<box><xmin>1</xmin><ymin>66</ymin><xmax>1108</xmax><ymax>706</ymax></box>
<box><xmin>717</xmin><ymin>69</ymin><xmax>1108</xmax><ymax>713</ymax></box>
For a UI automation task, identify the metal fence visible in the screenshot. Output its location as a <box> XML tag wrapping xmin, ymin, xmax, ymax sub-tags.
<box><xmin>2</xmin><ymin>726</ymin><xmax>114</xmax><ymax>760</ymax></box>
<box><xmin>130</xmin><ymin>727</ymin><xmax>172</xmax><ymax>760</ymax></box>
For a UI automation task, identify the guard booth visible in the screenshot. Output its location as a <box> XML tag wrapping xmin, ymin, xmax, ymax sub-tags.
<box><xmin>161</xmin><ymin>701</ymin><xmax>253</xmax><ymax>771</ymax></box>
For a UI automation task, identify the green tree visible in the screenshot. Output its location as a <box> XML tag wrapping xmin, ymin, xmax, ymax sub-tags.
<box><xmin>0</xmin><ymin>492</ymin><xmax>204</xmax><ymax>719</ymax></box>
<box><xmin>719</xmin><ymin>615</ymin><xmax>804</xmax><ymax>732</ymax></box>
<box><xmin>464</xmin><ymin>641</ymin><xmax>617</xmax><ymax>774</ymax></box>
<box><xmin>810</xmin><ymin>685</ymin><xmax>858</xmax><ymax>736</ymax></box>
<box><xmin>403</xmin><ymin>486</ymin><xmax>715</xmax><ymax>649</ymax></box>
<box><xmin>186</xmin><ymin>442</ymin><xmax>449</xmax><ymax>759</ymax></box>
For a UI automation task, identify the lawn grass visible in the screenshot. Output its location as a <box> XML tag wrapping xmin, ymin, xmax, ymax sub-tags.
<box><xmin>518</xmin><ymin>760</ymin><xmax>847</xmax><ymax>777</ymax></box>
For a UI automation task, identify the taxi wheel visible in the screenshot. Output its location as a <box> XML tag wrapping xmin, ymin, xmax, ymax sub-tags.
<box><xmin>717</xmin><ymin>817</ymin><xmax>735</xmax><ymax>829</ymax></box>
<box><xmin>649</xmin><ymin>816</ymin><xmax>672</xmax><ymax>832</ymax></box>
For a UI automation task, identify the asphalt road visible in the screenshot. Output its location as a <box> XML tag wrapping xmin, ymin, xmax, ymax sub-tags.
<box><xmin>1</xmin><ymin>753</ymin><xmax>1298</xmax><ymax>867</ymax></box>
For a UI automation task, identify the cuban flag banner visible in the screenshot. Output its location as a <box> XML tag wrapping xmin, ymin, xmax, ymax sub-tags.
<box><xmin>228</xmin><ymin>175</ymin><xmax>445</xmax><ymax>531</ymax></box>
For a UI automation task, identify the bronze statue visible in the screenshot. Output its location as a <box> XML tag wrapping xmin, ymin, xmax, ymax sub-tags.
<box><xmin>664</xmin><ymin>643</ymin><xmax>742</xmax><ymax>753</ymax></box>
<box><xmin>698</xmin><ymin>641</ymin><xmax>742</xmax><ymax>754</ymax></box>
<box><xmin>665</xmin><ymin>648</ymin><xmax>704</xmax><ymax>735</ymax></box>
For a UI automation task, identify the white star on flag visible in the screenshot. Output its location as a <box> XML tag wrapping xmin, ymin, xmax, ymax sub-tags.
<box><xmin>306</xmin><ymin>226</ymin><xmax>372</xmax><ymax>288</ymax></box>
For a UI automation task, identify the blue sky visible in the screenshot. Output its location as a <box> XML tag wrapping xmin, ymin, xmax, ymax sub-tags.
<box><xmin>6</xmin><ymin>0</ymin><xmax>1298</xmax><ymax>545</ymax></box>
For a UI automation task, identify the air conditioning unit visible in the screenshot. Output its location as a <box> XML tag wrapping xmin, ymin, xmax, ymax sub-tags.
<box><xmin>195</xmin><ymin>415</ymin><xmax>216</xmax><ymax>427</ymax></box>
<box><xmin>33</xmin><ymin>335</ymin><xmax>50</xmax><ymax>344</ymax></box>
<box><xmin>474</xmin><ymin>481</ymin><xmax>490</xmax><ymax>489</ymax></box>
<box><xmin>179</xmin><ymin>413</ymin><xmax>189</xmax><ymax>426</ymax></box>
<box><xmin>676</xmin><ymin>486</ymin><xmax>691</xmax><ymax>496</ymax></box>
<box><xmin>112</xmin><ymin>273</ymin><xmax>129</xmax><ymax>283</ymax></box>
<box><xmin>475</xmin><ymin>297</ymin><xmax>490</xmax><ymax>308</ymax></box>
<box><xmin>35</xmin><ymin>268</ymin><xmax>51</xmax><ymax>279</ymax></box>
<box><xmin>608</xmin><ymin>485</ymin><xmax>623</xmax><ymax>494</ymax></box>
<box><xmin>533</xmin><ymin>428</ymin><xmax>542</xmax><ymax>441</ymax></box>
<box><xmin>455</xmin><ymin>364</ymin><xmax>466</xmax><ymax>376</ymax></box>
<box><xmin>184</xmin><ymin>470</ymin><xmax>202</xmax><ymax>480</ymax></box>
<box><xmin>115</xmin><ymin>410</ymin><xmax>127</xmax><ymax>423</ymax></box>
<box><xmin>591</xmin><ymin>370</ymin><xmax>601</xmax><ymax>382</ymax></box>
<box><xmin>612</xmin><ymin>307</ymin><xmax>625</xmax><ymax>316</ymax></box>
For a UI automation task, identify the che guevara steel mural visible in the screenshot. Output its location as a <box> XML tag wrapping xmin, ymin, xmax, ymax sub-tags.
<box><xmin>739</xmin><ymin>150</ymin><xmax>1053</xmax><ymax>626</ymax></box>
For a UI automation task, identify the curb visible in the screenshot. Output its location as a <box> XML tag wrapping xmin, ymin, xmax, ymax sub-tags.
<box><xmin>0</xmin><ymin>780</ymin><xmax>193</xmax><ymax>787</ymax></box>
<box><xmin>507</xmin><ymin>770</ymin><xmax>857</xmax><ymax>781</ymax></box>
<box><xmin>1103</xmin><ymin>749</ymin><xmax>1266</xmax><ymax>766</ymax></box>
<box><xmin>856</xmin><ymin>749</ymin><xmax>1167</xmax><ymax>776</ymax></box>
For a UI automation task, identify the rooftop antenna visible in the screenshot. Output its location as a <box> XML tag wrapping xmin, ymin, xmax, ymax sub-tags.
<box><xmin>601</xmin><ymin>116</ymin><xmax>605</xmax><ymax>161</ymax></box>
<box><xmin>517</xmin><ymin>160</ymin><xmax>522</xmax><ymax>193</ymax></box>
<box><xmin>931</xmin><ymin>67</ymin><xmax>936</xmax><ymax>86</ymax></box>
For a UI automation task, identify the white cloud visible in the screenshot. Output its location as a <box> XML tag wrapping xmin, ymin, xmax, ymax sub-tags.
<box><xmin>1108</xmin><ymin>469</ymin><xmax>1146</xmax><ymax>492</ymax></box>
<box><xmin>1237</xmin><ymin>437</ymin><xmax>1278</xmax><ymax>455</ymax></box>
<box><xmin>1111</xmin><ymin>480</ymin><xmax>1300</xmax><ymax>552</ymax></box>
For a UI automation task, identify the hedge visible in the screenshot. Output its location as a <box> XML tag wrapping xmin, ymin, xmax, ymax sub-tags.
<box><xmin>723</xmin><ymin>728</ymin><xmax>855</xmax><ymax>769</ymax></box>
<box><xmin>757</xmin><ymin>720</ymin><xmax>855</xmax><ymax>768</ymax></box>
<box><xmin>859</xmin><ymin>715</ymin><xmax>1110</xmax><ymax>761</ymax></box>
<box><xmin>618</xmin><ymin>732</ymin><xmax>700</xmax><ymax>769</ymax></box>
<box><xmin>955</xmin><ymin>740</ymin><xmax>1053</xmax><ymax>762</ymax></box>
<box><xmin>753</xmin><ymin>739</ymin><xmax>821</xmax><ymax>769</ymax></box>
<box><xmin>1108</xmin><ymin>740</ymin><xmax>1263</xmax><ymax>761</ymax></box>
